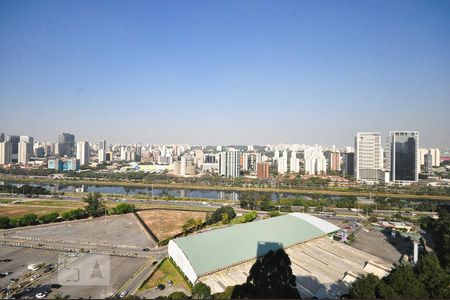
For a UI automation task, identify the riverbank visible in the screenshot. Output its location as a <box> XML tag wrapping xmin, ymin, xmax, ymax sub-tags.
<box><xmin>1</xmin><ymin>175</ymin><xmax>449</xmax><ymax>201</ymax></box>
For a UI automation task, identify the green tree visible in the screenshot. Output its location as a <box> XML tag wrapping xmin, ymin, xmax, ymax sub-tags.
<box><xmin>62</xmin><ymin>208</ymin><xmax>88</xmax><ymax>220</ymax></box>
<box><xmin>384</xmin><ymin>264</ymin><xmax>428</xmax><ymax>299</ymax></box>
<box><xmin>113</xmin><ymin>203</ymin><xmax>136</xmax><ymax>214</ymax></box>
<box><xmin>39</xmin><ymin>212</ymin><xmax>59</xmax><ymax>224</ymax></box>
<box><xmin>19</xmin><ymin>214</ymin><xmax>39</xmax><ymax>226</ymax></box>
<box><xmin>221</xmin><ymin>212</ymin><xmax>230</xmax><ymax>224</ymax></box>
<box><xmin>192</xmin><ymin>282</ymin><xmax>212</xmax><ymax>299</ymax></box>
<box><xmin>83</xmin><ymin>192</ymin><xmax>105</xmax><ymax>217</ymax></box>
<box><xmin>0</xmin><ymin>216</ymin><xmax>11</xmax><ymax>229</ymax></box>
<box><xmin>207</xmin><ymin>207</ymin><xmax>236</xmax><ymax>225</ymax></box>
<box><xmin>350</xmin><ymin>273</ymin><xmax>396</xmax><ymax>299</ymax></box>
<box><xmin>415</xmin><ymin>254</ymin><xmax>450</xmax><ymax>298</ymax></box>
<box><xmin>232</xmin><ymin>249</ymin><xmax>300</xmax><ymax>299</ymax></box>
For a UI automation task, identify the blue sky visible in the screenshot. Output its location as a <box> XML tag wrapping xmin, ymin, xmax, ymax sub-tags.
<box><xmin>1</xmin><ymin>0</ymin><xmax>449</xmax><ymax>147</ymax></box>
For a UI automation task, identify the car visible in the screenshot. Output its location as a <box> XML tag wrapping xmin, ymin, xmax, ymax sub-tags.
<box><xmin>1</xmin><ymin>271</ymin><xmax>13</xmax><ymax>276</ymax></box>
<box><xmin>35</xmin><ymin>292</ymin><xmax>47</xmax><ymax>299</ymax></box>
<box><xmin>151</xmin><ymin>261</ymin><xmax>158</xmax><ymax>266</ymax></box>
<box><xmin>167</xmin><ymin>280</ymin><xmax>173</xmax><ymax>287</ymax></box>
<box><xmin>142</xmin><ymin>248</ymin><xmax>150</xmax><ymax>252</ymax></box>
<box><xmin>119</xmin><ymin>291</ymin><xmax>128</xmax><ymax>298</ymax></box>
<box><xmin>30</xmin><ymin>275</ymin><xmax>39</xmax><ymax>281</ymax></box>
<box><xmin>9</xmin><ymin>278</ymin><xmax>19</xmax><ymax>282</ymax></box>
<box><xmin>0</xmin><ymin>259</ymin><xmax>12</xmax><ymax>262</ymax></box>
<box><xmin>50</xmin><ymin>284</ymin><xmax>61</xmax><ymax>289</ymax></box>
<box><xmin>157</xmin><ymin>284</ymin><xmax>165</xmax><ymax>290</ymax></box>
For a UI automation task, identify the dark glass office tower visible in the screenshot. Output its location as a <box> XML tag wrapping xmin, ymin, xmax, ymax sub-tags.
<box><xmin>390</xmin><ymin>131</ymin><xmax>418</xmax><ymax>183</ymax></box>
<box><xmin>6</xmin><ymin>135</ymin><xmax>20</xmax><ymax>163</ymax></box>
<box><xmin>58</xmin><ymin>133</ymin><xmax>75</xmax><ymax>157</ymax></box>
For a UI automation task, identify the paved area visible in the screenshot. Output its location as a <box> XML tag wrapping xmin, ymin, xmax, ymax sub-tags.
<box><xmin>0</xmin><ymin>246</ymin><xmax>60</xmax><ymax>289</ymax></box>
<box><xmin>199</xmin><ymin>238</ymin><xmax>392</xmax><ymax>299</ymax></box>
<box><xmin>351</xmin><ymin>229</ymin><xmax>410</xmax><ymax>264</ymax></box>
<box><xmin>18</xmin><ymin>254</ymin><xmax>147</xmax><ymax>299</ymax></box>
<box><xmin>0</xmin><ymin>214</ymin><xmax>158</xmax><ymax>257</ymax></box>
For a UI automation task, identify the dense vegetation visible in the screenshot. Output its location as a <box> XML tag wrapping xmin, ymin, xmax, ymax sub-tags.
<box><xmin>350</xmin><ymin>254</ymin><xmax>450</xmax><ymax>299</ymax></box>
<box><xmin>206</xmin><ymin>206</ymin><xmax>236</xmax><ymax>225</ymax></box>
<box><xmin>419</xmin><ymin>204</ymin><xmax>450</xmax><ymax>272</ymax></box>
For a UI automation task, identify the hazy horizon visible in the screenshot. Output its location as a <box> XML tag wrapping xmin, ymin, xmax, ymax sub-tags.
<box><xmin>1</xmin><ymin>1</ymin><xmax>449</xmax><ymax>148</ymax></box>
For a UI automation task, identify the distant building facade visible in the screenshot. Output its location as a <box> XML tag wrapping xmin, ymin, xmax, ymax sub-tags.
<box><xmin>389</xmin><ymin>131</ymin><xmax>418</xmax><ymax>184</ymax></box>
<box><xmin>256</xmin><ymin>162</ymin><xmax>270</xmax><ymax>178</ymax></box>
<box><xmin>219</xmin><ymin>149</ymin><xmax>240</xmax><ymax>178</ymax></box>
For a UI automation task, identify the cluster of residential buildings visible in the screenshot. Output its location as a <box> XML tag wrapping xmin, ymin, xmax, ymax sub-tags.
<box><xmin>0</xmin><ymin>131</ymin><xmax>447</xmax><ymax>185</ymax></box>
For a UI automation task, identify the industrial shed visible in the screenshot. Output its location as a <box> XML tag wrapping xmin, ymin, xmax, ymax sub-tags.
<box><xmin>168</xmin><ymin>213</ymin><xmax>340</xmax><ymax>283</ymax></box>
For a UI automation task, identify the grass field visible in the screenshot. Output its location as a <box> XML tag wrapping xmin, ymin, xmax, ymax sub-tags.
<box><xmin>140</xmin><ymin>258</ymin><xmax>190</xmax><ymax>291</ymax></box>
<box><xmin>137</xmin><ymin>209</ymin><xmax>208</xmax><ymax>240</ymax></box>
<box><xmin>0</xmin><ymin>205</ymin><xmax>76</xmax><ymax>217</ymax></box>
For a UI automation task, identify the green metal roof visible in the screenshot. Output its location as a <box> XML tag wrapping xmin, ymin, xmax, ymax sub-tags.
<box><xmin>173</xmin><ymin>214</ymin><xmax>335</xmax><ymax>277</ymax></box>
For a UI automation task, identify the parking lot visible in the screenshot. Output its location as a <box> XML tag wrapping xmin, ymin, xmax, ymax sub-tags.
<box><xmin>3</xmin><ymin>214</ymin><xmax>153</xmax><ymax>249</ymax></box>
<box><xmin>25</xmin><ymin>255</ymin><xmax>148</xmax><ymax>299</ymax></box>
<box><xmin>0</xmin><ymin>246</ymin><xmax>60</xmax><ymax>289</ymax></box>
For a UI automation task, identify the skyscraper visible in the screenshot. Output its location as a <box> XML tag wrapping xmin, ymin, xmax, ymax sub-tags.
<box><xmin>389</xmin><ymin>131</ymin><xmax>419</xmax><ymax>184</ymax></box>
<box><xmin>277</xmin><ymin>157</ymin><xmax>288</xmax><ymax>174</ymax></box>
<box><xmin>355</xmin><ymin>132</ymin><xmax>385</xmax><ymax>183</ymax></box>
<box><xmin>76</xmin><ymin>141</ymin><xmax>89</xmax><ymax>166</ymax></box>
<box><xmin>6</xmin><ymin>135</ymin><xmax>20</xmax><ymax>163</ymax></box>
<box><xmin>0</xmin><ymin>133</ymin><xmax>4</xmax><ymax>142</ymax></box>
<box><xmin>290</xmin><ymin>151</ymin><xmax>300</xmax><ymax>173</ymax></box>
<box><xmin>58</xmin><ymin>133</ymin><xmax>75</xmax><ymax>157</ymax></box>
<box><xmin>218</xmin><ymin>149</ymin><xmax>240</xmax><ymax>178</ymax></box>
<box><xmin>98</xmin><ymin>140</ymin><xmax>106</xmax><ymax>163</ymax></box>
<box><xmin>0</xmin><ymin>141</ymin><xmax>12</xmax><ymax>165</ymax></box>
<box><xmin>18</xmin><ymin>141</ymin><xmax>31</xmax><ymax>164</ymax></box>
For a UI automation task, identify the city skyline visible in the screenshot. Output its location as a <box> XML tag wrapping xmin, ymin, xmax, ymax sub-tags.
<box><xmin>1</xmin><ymin>1</ymin><xmax>450</xmax><ymax>147</ymax></box>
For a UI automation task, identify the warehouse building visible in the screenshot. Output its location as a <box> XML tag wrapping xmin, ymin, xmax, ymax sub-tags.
<box><xmin>168</xmin><ymin>213</ymin><xmax>340</xmax><ymax>284</ymax></box>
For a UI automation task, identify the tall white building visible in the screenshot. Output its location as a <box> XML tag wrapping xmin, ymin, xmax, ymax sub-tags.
<box><xmin>389</xmin><ymin>131</ymin><xmax>419</xmax><ymax>184</ymax></box>
<box><xmin>98</xmin><ymin>140</ymin><xmax>106</xmax><ymax>163</ymax></box>
<box><xmin>418</xmin><ymin>148</ymin><xmax>440</xmax><ymax>167</ymax></box>
<box><xmin>18</xmin><ymin>141</ymin><xmax>31</xmax><ymax>164</ymax></box>
<box><xmin>277</xmin><ymin>157</ymin><xmax>288</xmax><ymax>174</ymax></box>
<box><xmin>355</xmin><ymin>132</ymin><xmax>385</xmax><ymax>183</ymax></box>
<box><xmin>290</xmin><ymin>151</ymin><xmax>300</xmax><ymax>173</ymax></box>
<box><xmin>218</xmin><ymin>149</ymin><xmax>240</xmax><ymax>178</ymax></box>
<box><xmin>0</xmin><ymin>141</ymin><xmax>12</xmax><ymax>165</ymax></box>
<box><xmin>76</xmin><ymin>141</ymin><xmax>90</xmax><ymax>166</ymax></box>
<box><xmin>304</xmin><ymin>146</ymin><xmax>327</xmax><ymax>175</ymax></box>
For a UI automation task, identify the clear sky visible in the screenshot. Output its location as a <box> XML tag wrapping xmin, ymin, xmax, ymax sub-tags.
<box><xmin>1</xmin><ymin>0</ymin><xmax>449</xmax><ymax>147</ymax></box>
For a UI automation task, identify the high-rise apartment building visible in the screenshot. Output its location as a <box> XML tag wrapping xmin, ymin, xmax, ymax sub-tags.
<box><xmin>418</xmin><ymin>148</ymin><xmax>440</xmax><ymax>168</ymax></box>
<box><xmin>58</xmin><ymin>133</ymin><xmax>75</xmax><ymax>156</ymax></box>
<box><xmin>18</xmin><ymin>141</ymin><xmax>30</xmax><ymax>164</ymax></box>
<box><xmin>76</xmin><ymin>141</ymin><xmax>89</xmax><ymax>166</ymax></box>
<box><xmin>389</xmin><ymin>131</ymin><xmax>419</xmax><ymax>184</ymax></box>
<box><xmin>355</xmin><ymin>132</ymin><xmax>385</xmax><ymax>183</ymax></box>
<box><xmin>289</xmin><ymin>151</ymin><xmax>300</xmax><ymax>173</ymax></box>
<box><xmin>304</xmin><ymin>146</ymin><xmax>327</xmax><ymax>175</ymax></box>
<box><xmin>218</xmin><ymin>149</ymin><xmax>240</xmax><ymax>178</ymax></box>
<box><xmin>277</xmin><ymin>157</ymin><xmax>288</xmax><ymax>174</ymax></box>
<box><xmin>242</xmin><ymin>152</ymin><xmax>262</xmax><ymax>173</ymax></box>
<box><xmin>0</xmin><ymin>141</ymin><xmax>12</xmax><ymax>165</ymax></box>
<box><xmin>256</xmin><ymin>162</ymin><xmax>270</xmax><ymax>178</ymax></box>
<box><xmin>98</xmin><ymin>140</ymin><xmax>106</xmax><ymax>163</ymax></box>
<box><xmin>325</xmin><ymin>151</ymin><xmax>341</xmax><ymax>172</ymax></box>
<box><xmin>0</xmin><ymin>133</ymin><xmax>4</xmax><ymax>142</ymax></box>
<box><xmin>424</xmin><ymin>153</ymin><xmax>433</xmax><ymax>173</ymax></box>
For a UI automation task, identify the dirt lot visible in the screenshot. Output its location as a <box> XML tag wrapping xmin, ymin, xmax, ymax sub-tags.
<box><xmin>137</xmin><ymin>209</ymin><xmax>207</xmax><ymax>240</ymax></box>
